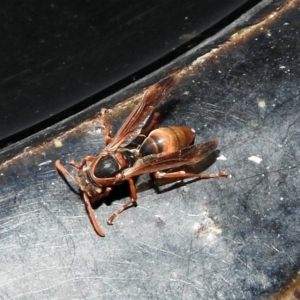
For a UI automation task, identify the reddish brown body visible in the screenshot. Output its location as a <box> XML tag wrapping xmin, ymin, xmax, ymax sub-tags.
<box><xmin>55</xmin><ymin>75</ymin><xmax>228</xmax><ymax>237</ymax></box>
<box><xmin>140</xmin><ymin>126</ymin><xmax>195</xmax><ymax>156</ymax></box>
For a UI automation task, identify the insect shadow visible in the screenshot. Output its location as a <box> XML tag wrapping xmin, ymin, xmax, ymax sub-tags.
<box><xmin>91</xmin><ymin>148</ymin><xmax>220</xmax><ymax>209</ymax></box>
<box><xmin>152</xmin><ymin>148</ymin><xmax>220</xmax><ymax>193</ymax></box>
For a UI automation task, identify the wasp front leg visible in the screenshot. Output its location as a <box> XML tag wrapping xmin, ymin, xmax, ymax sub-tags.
<box><xmin>55</xmin><ymin>160</ymin><xmax>80</xmax><ymax>185</ymax></box>
<box><xmin>69</xmin><ymin>156</ymin><xmax>97</xmax><ymax>170</ymax></box>
<box><xmin>107</xmin><ymin>178</ymin><xmax>138</xmax><ymax>225</ymax></box>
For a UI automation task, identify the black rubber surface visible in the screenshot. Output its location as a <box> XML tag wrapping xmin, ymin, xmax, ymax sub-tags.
<box><xmin>0</xmin><ymin>0</ymin><xmax>299</xmax><ymax>299</ymax></box>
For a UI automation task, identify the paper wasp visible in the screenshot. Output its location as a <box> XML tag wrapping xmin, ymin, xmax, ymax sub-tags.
<box><xmin>55</xmin><ymin>75</ymin><xmax>228</xmax><ymax>236</ymax></box>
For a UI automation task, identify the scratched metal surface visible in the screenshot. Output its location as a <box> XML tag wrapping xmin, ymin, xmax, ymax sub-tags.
<box><xmin>0</xmin><ymin>1</ymin><xmax>300</xmax><ymax>299</ymax></box>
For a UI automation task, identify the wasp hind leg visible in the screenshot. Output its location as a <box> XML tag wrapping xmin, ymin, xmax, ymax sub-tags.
<box><xmin>140</xmin><ymin>112</ymin><xmax>160</xmax><ymax>135</ymax></box>
<box><xmin>153</xmin><ymin>170</ymin><xmax>229</xmax><ymax>180</ymax></box>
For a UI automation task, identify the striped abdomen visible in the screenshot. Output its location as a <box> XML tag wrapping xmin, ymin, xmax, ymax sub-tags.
<box><xmin>139</xmin><ymin>126</ymin><xmax>195</xmax><ymax>156</ymax></box>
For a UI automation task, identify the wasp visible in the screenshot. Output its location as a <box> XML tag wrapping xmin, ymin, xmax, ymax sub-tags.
<box><xmin>55</xmin><ymin>75</ymin><xmax>228</xmax><ymax>236</ymax></box>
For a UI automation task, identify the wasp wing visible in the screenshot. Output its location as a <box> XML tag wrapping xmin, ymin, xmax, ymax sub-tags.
<box><xmin>122</xmin><ymin>139</ymin><xmax>219</xmax><ymax>178</ymax></box>
<box><xmin>104</xmin><ymin>76</ymin><xmax>177</xmax><ymax>152</ymax></box>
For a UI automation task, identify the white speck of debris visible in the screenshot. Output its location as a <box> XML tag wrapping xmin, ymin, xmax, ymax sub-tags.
<box><xmin>54</xmin><ymin>139</ymin><xmax>63</xmax><ymax>148</ymax></box>
<box><xmin>248</xmin><ymin>156</ymin><xmax>262</xmax><ymax>164</ymax></box>
<box><xmin>193</xmin><ymin>222</ymin><xmax>201</xmax><ymax>231</ymax></box>
<box><xmin>280</xmin><ymin>197</ymin><xmax>284</xmax><ymax>201</ymax></box>
<box><xmin>155</xmin><ymin>215</ymin><xmax>164</xmax><ymax>222</ymax></box>
<box><xmin>170</xmin><ymin>272</ymin><xmax>178</xmax><ymax>280</ymax></box>
<box><xmin>211</xmin><ymin>226</ymin><xmax>222</xmax><ymax>235</ymax></box>
<box><xmin>88</xmin><ymin>128</ymin><xmax>102</xmax><ymax>135</ymax></box>
<box><xmin>279</xmin><ymin>65</ymin><xmax>286</xmax><ymax>69</ymax></box>
<box><xmin>38</xmin><ymin>160</ymin><xmax>52</xmax><ymax>166</ymax></box>
<box><xmin>187</xmin><ymin>213</ymin><xmax>203</xmax><ymax>217</ymax></box>
<box><xmin>181</xmin><ymin>186</ymin><xmax>189</xmax><ymax>193</ymax></box>
<box><xmin>0</xmin><ymin>173</ymin><xmax>3</xmax><ymax>176</ymax></box>
<box><xmin>217</xmin><ymin>155</ymin><xmax>227</xmax><ymax>161</ymax></box>
<box><xmin>24</xmin><ymin>147</ymin><xmax>33</xmax><ymax>154</ymax></box>
<box><xmin>257</xmin><ymin>100</ymin><xmax>266</xmax><ymax>108</ymax></box>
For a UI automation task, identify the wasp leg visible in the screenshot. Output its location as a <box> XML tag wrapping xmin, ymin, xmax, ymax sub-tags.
<box><xmin>69</xmin><ymin>156</ymin><xmax>96</xmax><ymax>169</ymax></box>
<box><xmin>100</xmin><ymin>108</ymin><xmax>113</xmax><ymax>144</ymax></box>
<box><xmin>83</xmin><ymin>192</ymin><xmax>106</xmax><ymax>237</ymax></box>
<box><xmin>55</xmin><ymin>160</ymin><xmax>80</xmax><ymax>185</ymax></box>
<box><xmin>107</xmin><ymin>178</ymin><xmax>137</xmax><ymax>225</ymax></box>
<box><xmin>140</xmin><ymin>112</ymin><xmax>160</xmax><ymax>135</ymax></box>
<box><xmin>153</xmin><ymin>170</ymin><xmax>229</xmax><ymax>180</ymax></box>
<box><xmin>90</xmin><ymin>187</ymin><xmax>112</xmax><ymax>205</ymax></box>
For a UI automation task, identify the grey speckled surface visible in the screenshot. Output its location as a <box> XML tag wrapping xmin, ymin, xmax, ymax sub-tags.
<box><xmin>0</xmin><ymin>1</ymin><xmax>299</xmax><ymax>299</ymax></box>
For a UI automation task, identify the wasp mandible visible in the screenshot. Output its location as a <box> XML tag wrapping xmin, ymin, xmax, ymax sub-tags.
<box><xmin>55</xmin><ymin>75</ymin><xmax>228</xmax><ymax>236</ymax></box>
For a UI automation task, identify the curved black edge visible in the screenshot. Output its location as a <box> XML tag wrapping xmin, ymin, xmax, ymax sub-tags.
<box><xmin>0</xmin><ymin>0</ymin><xmax>285</xmax><ymax>164</ymax></box>
<box><xmin>1</xmin><ymin>0</ymin><xmax>267</xmax><ymax>146</ymax></box>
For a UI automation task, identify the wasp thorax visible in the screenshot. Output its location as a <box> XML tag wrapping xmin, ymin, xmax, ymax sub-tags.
<box><xmin>93</xmin><ymin>150</ymin><xmax>138</xmax><ymax>179</ymax></box>
<box><xmin>94</xmin><ymin>155</ymin><xmax>120</xmax><ymax>178</ymax></box>
<box><xmin>120</xmin><ymin>150</ymin><xmax>137</xmax><ymax>167</ymax></box>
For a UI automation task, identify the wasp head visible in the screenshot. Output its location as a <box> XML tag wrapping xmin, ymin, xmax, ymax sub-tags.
<box><xmin>77</xmin><ymin>168</ymin><xmax>103</xmax><ymax>198</ymax></box>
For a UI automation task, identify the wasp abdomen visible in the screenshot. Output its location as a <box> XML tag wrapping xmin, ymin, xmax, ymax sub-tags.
<box><xmin>140</xmin><ymin>126</ymin><xmax>195</xmax><ymax>156</ymax></box>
